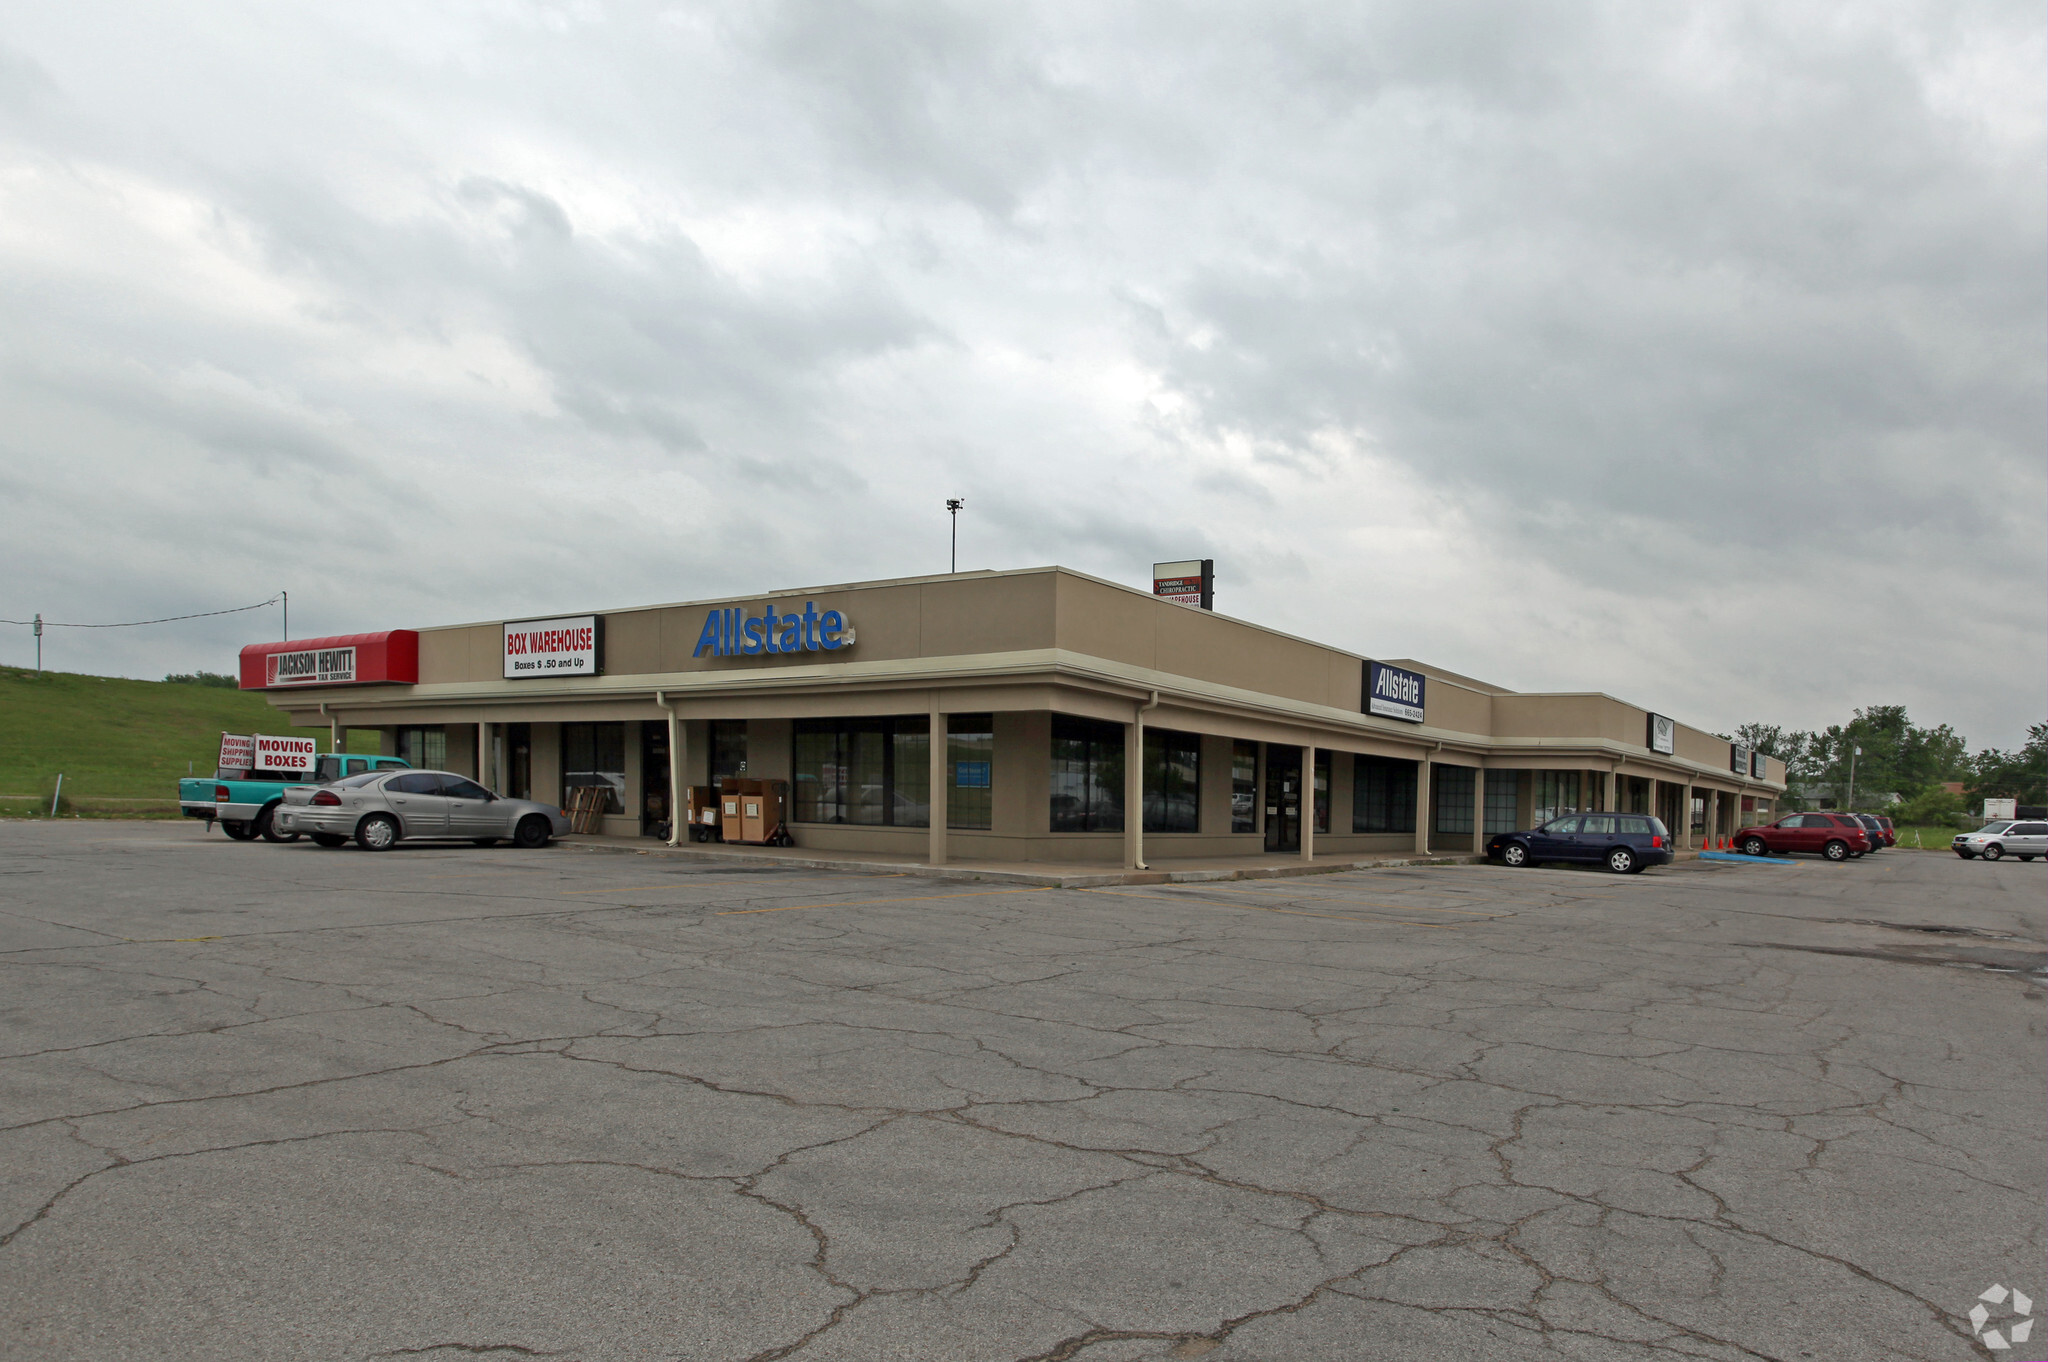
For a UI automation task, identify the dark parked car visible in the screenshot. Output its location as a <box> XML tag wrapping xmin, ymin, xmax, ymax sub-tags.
<box><xmin>1847</xmin><ymin>813</ymin><xmax>1892</xmax><ymax>849</ymax></box>
<box><xmin>1487</xmin><ymin>813</ymin><xmax>1673</xmax><ymax>874</ymax></box>
<box><xmin>1735</xmin><ymin>813</ymin><xmax>1871</xmax><ymax>861</ymax></box>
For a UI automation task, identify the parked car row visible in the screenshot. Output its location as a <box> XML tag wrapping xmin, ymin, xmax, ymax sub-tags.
<box><xmin>1486</xmin><ymin>808</ymin><xmax>1917</xmax><ymax>873</ymax></box>
<box><xmin>1953</xmin><ymin>820</ymin><xmax>2048</xmax><ymax>862</ymax></box>
<box><xmin>268</xmin><ymin>769</ymin><xmax>571</xmax><ymax>851</ymax></box>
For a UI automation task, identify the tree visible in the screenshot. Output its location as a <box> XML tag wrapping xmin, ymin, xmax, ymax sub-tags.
<box><xmin>1968</xmin><ymin>723</ymin><xmax>2048</xmax><ymax>807</ymax></box>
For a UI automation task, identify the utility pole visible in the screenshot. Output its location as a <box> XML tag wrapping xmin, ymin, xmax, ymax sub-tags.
<box><xmin>1846</xmin><ymin>745</ymin><xmax>1861</xmax><ymax>810</ymax></box>
<box><xmin>282</xmin><ymin>591</ymin><xmax>289</xmax><ymax>642</ymax></box>
<box><xmin>945</xmin><ymin>499</ymin><xmax>964</xmax><ymax>573</ymax></box>
<box><xmin>33</xmin><ymin>614</ymin><xmax>41</xmax><ymax>672</ymax></box>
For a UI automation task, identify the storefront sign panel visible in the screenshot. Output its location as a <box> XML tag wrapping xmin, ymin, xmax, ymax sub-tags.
<box><xmin>239</xmin><ymin>632</ymin><xmax>419</xmax><ymax>689</ymax></box>
<box><xmin>693</xmin><ymin>603</ymin><xmax>855</xmax><ymax>658</ymax></box>
<box><xmin>504</xmin><ymin>615</ymin><xmax>604</xmax><ymax>678</ymax></box>
<box><xmin>1750</xmin><ymin>751</ymin><xmax>1766</xmax><ymax>779</ymax></box>
<box><xmin>254</xmin><ymin>733</ymin><xmax>316</xmax><ymax>773</ymax></box>
<box><xmin>1731</xmin><ymin>744</ymin><xmax>1750</xmax><ymax>775</ymax></box>
<box><xmin>1152</xmin><ymin>559</ymin><xmax>1213</xmax><ymax>609</ymax></box>
<box><xmin>1647</xmin><ymin>713</ymin><xmax>1675</xmax><ymax>755</ymax></box>
<box><xmin>265</xmin><ymin>646</ymin><xmax>355</xmax><ymax>686</ymax></box>
<box><xmin>1365</xmin><ymin>661</ymin><xmax>1426</xmax><ymax>723</ymax></box>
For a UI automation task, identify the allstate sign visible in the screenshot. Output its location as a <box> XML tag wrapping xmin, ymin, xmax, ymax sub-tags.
<box><xmin>694</xmin><ymin>602</ymin><xmax>854</xmax><ymax>657</ymax></box>
<box><xmin>1366</xmin><ymin>661</ymin><xmax>1426</xmax><ymax>723</ymax></box>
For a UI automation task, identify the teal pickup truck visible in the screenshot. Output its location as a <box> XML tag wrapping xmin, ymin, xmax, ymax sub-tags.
<box><xmin>179</xmin><ymin>753</ymin><xmax>412</xmax><ymax>842</ymax></box>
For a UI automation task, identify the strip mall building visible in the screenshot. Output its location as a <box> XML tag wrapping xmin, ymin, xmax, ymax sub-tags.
<box><xmin>239</xmin><ymin>567</ymin><xmax>1786</xmax><ymax>867</ymax></box>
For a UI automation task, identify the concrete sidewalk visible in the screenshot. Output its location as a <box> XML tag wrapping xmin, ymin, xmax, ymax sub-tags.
<box><xmin>553</xmin><ymin>831</ymin><xmax>1494</xmax><ymax>887</ymax></box>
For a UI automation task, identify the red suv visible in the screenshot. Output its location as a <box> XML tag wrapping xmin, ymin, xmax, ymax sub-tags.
<box><xmin>1737</xmin><ymin>813</ymin><xmax>1872</xmax><ymax>862</ymax></box>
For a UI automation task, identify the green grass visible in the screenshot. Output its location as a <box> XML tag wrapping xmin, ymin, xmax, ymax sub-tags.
<box><xmin>1889</xmin><ymin>824</ymin><xmax>1971</xmax><ymax>850</ymax></box>
<box><xmin>0</xmin><ymin>665</ymin><xmax>380</xmax><ymax>809</ymax></box>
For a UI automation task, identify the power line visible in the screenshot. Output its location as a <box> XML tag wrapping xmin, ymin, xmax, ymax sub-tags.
<box><xmin>1</xmin><ymin>596</ymin><xmax>281</xmax><ymax>628</ymax></box>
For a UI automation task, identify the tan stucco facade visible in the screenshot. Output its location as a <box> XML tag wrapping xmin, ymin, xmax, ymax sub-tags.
<box><xmin>261</xmin><ymin>566</ymin><xmax>1786</xmax><ymax>864</ymax></box>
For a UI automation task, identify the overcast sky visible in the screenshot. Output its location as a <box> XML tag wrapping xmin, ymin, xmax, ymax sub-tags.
<box><xmin>1</xmin><ymin>2</ymin><xmax>2041</xmax><ymax>747</ymax></box>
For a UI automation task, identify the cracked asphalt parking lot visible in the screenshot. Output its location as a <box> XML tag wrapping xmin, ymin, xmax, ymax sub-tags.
<box><xmin>1</xmin><ymin>823</ymin><xmax>2041</xmax><ymax>1362</ymax></box>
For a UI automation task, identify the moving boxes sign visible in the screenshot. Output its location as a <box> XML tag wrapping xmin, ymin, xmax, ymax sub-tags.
<box><xmin>504</xmin><ymin>616</ymin><xmax>604</xmax><ymax>679</ymax></box>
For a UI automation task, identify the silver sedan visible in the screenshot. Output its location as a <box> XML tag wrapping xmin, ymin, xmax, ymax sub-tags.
<box><xmin>275</xmin><ymin>769</ymin><xmax>572</xmax><ymax>850</ymax></box>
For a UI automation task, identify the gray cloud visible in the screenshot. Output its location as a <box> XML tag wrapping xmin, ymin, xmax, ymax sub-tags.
<box><xmin>0</xmin><ymin>1</ymin><xmax>2039</xmax><ymax>745</ymax></box>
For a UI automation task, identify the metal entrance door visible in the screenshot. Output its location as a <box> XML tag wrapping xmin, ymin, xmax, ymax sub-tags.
<box><xmin>1265</xmin><ymin>746</ymin><xmax>1302</xmax><ymax>852</ymax></box>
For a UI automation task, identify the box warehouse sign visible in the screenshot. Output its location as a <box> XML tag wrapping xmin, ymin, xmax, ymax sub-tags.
<box><xmin>240</xmin><ymin>633</ymin><xmax>419</xmax><ymax>689</ymax></box>
<box><xmin>504</xmin><ymin>615</ymin><xmax>603</xmax><ymax>678</ymax></box>
<box><xmin>1364</xmin><ymin>661</ymin><xmax>1426</xmax><ymax>723</ymax></box>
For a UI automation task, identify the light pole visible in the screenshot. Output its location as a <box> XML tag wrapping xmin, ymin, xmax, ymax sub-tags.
<box><xmin>1846</xmin><ymin>745</ymin><xmax>1861</xmax><ymax>810</ymax></box>
<box><xmin>282</xmin><ymin>590</ymin><xmax>289</xmax><ymax>642</ymax></box>
<box><xmin>946</xmin><ymin>499</ymin><xmax>964</xmax><ymax>573</ymax></box>
<box><xmin>33</xmin><ymin>614</ymin><xmax>41</xmax><ymax>672</ymax></box>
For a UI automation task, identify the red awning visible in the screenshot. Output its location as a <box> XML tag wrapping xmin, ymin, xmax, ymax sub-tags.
<box><xmin>239</xmin><ymin>631</ymin><xmax>419</xmax><ymax>689</ymax></box>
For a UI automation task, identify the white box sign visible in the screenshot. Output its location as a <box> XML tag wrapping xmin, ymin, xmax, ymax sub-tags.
<box><xmin>254</xmin><ymin>733</ymin><xmax>317</xmax><ymax>773</ymax></box>
<box><xmin>218</xmin><ymin>733</ymin><xmax>255</xmax><ymax>770</ymax></box>
<box><xmin>1647</xmin><ymin>714</ymin><xmax>1675</xmax><ymax>755</ymax></box>
<box><xmin>504</xmin><ymin>615</ymin><xmax>603</xmax><ymax>678</ymax></box>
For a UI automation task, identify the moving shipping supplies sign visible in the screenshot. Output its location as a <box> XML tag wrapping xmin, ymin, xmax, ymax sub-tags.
<box><xmin>218</xmin><ymin>733</ymin><xmax>255</xmax><ymax>772</ymax></box>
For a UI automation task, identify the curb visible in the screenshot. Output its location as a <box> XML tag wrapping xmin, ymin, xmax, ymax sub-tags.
<box><xmin>552</xmin><ymin>838</ymin><xmax>1487</xmax><ymax>889</ymax></box>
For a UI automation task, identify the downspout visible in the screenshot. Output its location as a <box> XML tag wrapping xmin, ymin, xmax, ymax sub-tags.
<box><xmin>1132</xmin><ymin>689</ymin><xmax>1160</xmax><ymax>870</ymax></box>
<box><xmin>655</xmin><ymin>690</ymin><xmax>683</xmax><ymax>847</ymax></box>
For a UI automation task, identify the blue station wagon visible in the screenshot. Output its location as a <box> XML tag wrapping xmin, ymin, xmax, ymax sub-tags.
<box><xmin>1487</xmin><ymin>813</ymin><xmax>1674</xmax><ymax>874</ymax></box>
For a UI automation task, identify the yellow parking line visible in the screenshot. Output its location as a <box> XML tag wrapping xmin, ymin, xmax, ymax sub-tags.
<box><xmin>560</xmin><ymin>885</ymin><xmax>680</xmax><ymax>894</ymax></box>
<box><xmin>717</xmin><ymin>887</ymin><xmax>1052</xmax><ymax>915</ymax></box>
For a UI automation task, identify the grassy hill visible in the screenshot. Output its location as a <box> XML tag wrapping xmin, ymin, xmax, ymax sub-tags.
<box><xmin>0</xmin><ymin>666</ymin><xmax>377</xmax><ymax>814</ymax></box>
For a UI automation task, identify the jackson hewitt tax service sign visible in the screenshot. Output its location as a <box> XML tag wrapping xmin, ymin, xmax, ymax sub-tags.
<box><xmin>503</xmin><ymin>616</ymin><xmax>603</xmax><ymax>678</ymax></box>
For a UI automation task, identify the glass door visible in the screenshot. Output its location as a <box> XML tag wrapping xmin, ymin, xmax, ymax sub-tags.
<box><xmin>641</xmin><ymin>721</ymin><xmax>670</xmax><ymax>837</ymax></box>
<box><xmin>1265</xmin><ymin>745</ymin><xmax>1302</xmax><ymax>852</ymax></box>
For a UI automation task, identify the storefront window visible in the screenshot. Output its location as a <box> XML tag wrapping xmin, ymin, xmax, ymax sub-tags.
<box><xmin>1231</xmin><ymin>741</ymin><xmax>1258</xmax><ymax>833</ymax></box>
<box><xmin>1051</xmin><ymin>714</ymin><xmax>1124</xmax><ymax>833</ymax></box>
<box><xmin>711</xmin><ymin>720</ymin><xmax>748</xmax><ymax>779</ymax></box>
<box><xmin>948</xmin><ymin>714</ymin><xmax>993</xmax><ymax>831</ymax></box>
<box><xmin>1142</xmin><ymin>728</ymin><xmax>1201</xmax><ymax>834</ymax></box>
<box><xmin>1352</xmin><ymin>755</ymin><xmax>1415</xmax><ymax>834</ymax></box>
<box><xmin>395</xmin><ymin>726</ymin><xmax>446</xmax><ymax>771</ymax></box>
<box><xmin>1433</xmin><ymin>766</ymin><xmax>1476</xmax><ymax>835</ymax></box>
<box><xmin>562</xmin><ymin>722</ymin><xmax>626</xmax><ymax>814</ymax></box>
<box><xmin>1485</xmin><ymin>770</ymin><xmax>1519</xmax><ymax>833</ymax></box>
<box><xmin>1532</xmin><ymin>771</ymin><xmax>1581</xmax><ymax>826</ymax></box>
<box><xmin>1315</xmin><ymin>750</ymin><xmax>1331</xmax><ymax>834</ymax></box>
<box><xmin>791</xmin><ymin>717</ymin><xmax>929</xmax><ymax>827</ymax></box>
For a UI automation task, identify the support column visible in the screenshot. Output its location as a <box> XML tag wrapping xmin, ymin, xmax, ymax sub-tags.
<box><xmin>1683</xmin><ymin>785</ymin><xmax>1695</xmax><ymax>849</ymax></box>
<box><xmin>1414</xmin><ymin>754</ymin><xmax>1431</xmax><ymax>855</ymax></box>
<box><xmin>1125</xmin><ymin>712</ymin><xmax>1144</xmax><ymax>870</ymax></box>
<box><xmin>666</xmin><ymin>707</ymin><xmax>684</xmax><ymax>847</ymax></box>
<box><xmin>1708</xmin><ymin>790</ymin><xmax>1721</xmax><ymax>846</ymax></box>
<box><xmin>1472</xmin><ymin>763</ymin><xmax>1487</xmax><ymax>856</ymax></box>
<box><xmin>330</xmin><ymin>713</ymin><xmax>343</xmax><ymax>760</ymax></box>
<box><xmin>1300</xmin><ymin>744</ymin><xmax>1315</xmax><ymax>863</ymax></box>
<box><xmin>477</xmin><ymin>722</ymin><xmax>488</xmax><ymax>782</ymax></box>
<box><xmin>930</xmin><ymin>697</ymin><xmax>949</xmax><ymax>866</ymax></box>
<box><xmin>1603</xmin><ymin>768</ymin><xmax>1616</xmax><ymax>814</ymax></box>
